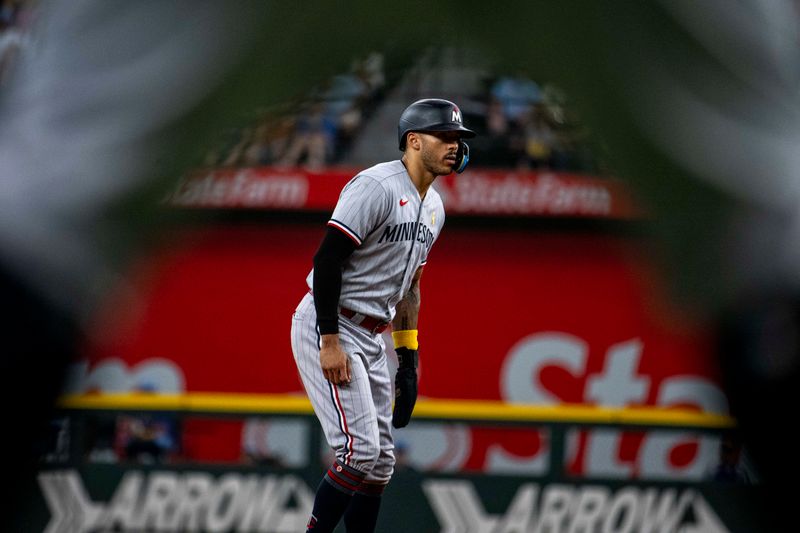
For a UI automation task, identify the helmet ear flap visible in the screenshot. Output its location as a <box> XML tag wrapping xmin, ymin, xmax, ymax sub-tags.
<box><xmin>453</xmin><ymin>140</ymin><xmax>470</xmax><ymax>173</ymax></box>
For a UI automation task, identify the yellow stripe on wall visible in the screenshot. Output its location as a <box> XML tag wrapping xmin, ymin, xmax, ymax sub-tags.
<box><xmin>56</xmin><ymin>392</ymin><xmax>735</xmax><ymax>429</ymax></box>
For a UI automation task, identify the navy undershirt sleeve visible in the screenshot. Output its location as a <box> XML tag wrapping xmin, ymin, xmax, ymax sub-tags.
<box><xmin>313</xmin><ymin>227</ymin><xmax>357</xmax><ymax>335</ymax></box>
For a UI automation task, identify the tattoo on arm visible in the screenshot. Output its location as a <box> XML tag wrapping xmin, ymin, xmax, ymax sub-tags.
<box><xmin>393</xmin><ymin>267</ymin><xmax>422</xmax><ymax>331</ymax></box>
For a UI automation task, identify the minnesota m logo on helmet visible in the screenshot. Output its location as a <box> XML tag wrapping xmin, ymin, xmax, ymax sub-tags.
<box><xmin>451</xmin><ymin>106</ymin><xmax>462</xmax><ymax>123</ymax></box>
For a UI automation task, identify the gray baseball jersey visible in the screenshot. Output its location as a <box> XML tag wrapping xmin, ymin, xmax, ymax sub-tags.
<box><xmin>292</xmin><ymin>159</ymin><xmax>445</xmax><ymax>482</ymax></box>
<box><xmin>305</xmin><ymin>159</ymin><xmax>446</xmax><ymax>322</ymax></box>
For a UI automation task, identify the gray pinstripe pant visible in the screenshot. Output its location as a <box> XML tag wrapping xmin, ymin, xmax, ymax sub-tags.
<box><xmin>291</xmin><ymin>293</ymin><xmax>396</xmax><ymax>483</ymax></box>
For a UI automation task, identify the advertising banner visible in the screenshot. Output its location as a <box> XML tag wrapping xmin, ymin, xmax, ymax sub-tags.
<box><xmin>35</xmin><ymin>466</ymin><xmax>760</xmax><ymax>532</ymax></box>
<box><xmin>167</xmin><ymin>166</ymin><xmax>640</xmax><ymax>219</ymax></box>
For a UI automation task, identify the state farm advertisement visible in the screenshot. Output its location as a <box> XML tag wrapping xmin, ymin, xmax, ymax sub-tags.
<box><xmin>70</xmin><ymin>223</ymin><xmax>725</xmax><ymax>480</ymax></box>
<box><xmin>167</xmin><ymin>166</ymin><xmax>639</xmax><ymax>219</ymax></box>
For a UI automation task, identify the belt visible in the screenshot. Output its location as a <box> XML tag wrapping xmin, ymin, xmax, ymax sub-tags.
<box><xmin>307</xmin><ymin>290</ymin><xmax>389</xmax><ymax>334</ymax></box>
<box><xmin>340</xmin><ymin>307</ymin><xmax>390</xmax><ymax>334</ymax></box>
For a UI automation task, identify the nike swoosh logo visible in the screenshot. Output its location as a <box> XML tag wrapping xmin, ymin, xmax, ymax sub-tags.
<box><xmin>400</xmin><ymin>198</ymin><xmax>409</xmax><ymax>206</ymax></box>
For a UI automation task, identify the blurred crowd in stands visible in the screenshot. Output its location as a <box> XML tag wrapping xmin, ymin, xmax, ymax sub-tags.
<box><xmin>80</xmin><ymin>414</ymin><xmax>179</xmax><ymax>465</ymax></box>
<box><xmin>206</xmin><ymin>52</ymin><xmax>604</xmax><ymax>175</ymax></box>
<box><xmin>3</xmin><ymin>7</ymin><xmax>603</xmax><ymax>176</ymax></box>
<box><xmin>477</xmin><ymin>74</ymin><xmax>601</xmax><ymax>172</ymax></box>
<box><xmin>206</xmin><ymin>51</ymin><xmax>388</xmax><ymax>171</ymax></box>
<box><xmin>3</xmin><ymin>3</ymin><xmax>603</xmax><ymax>176</ymax></box>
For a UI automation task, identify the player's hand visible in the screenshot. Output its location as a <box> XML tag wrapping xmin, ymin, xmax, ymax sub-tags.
<box><xmin>392</xmin><ymin>347</ymin><xmax>419</xmax><ymax>428</ymax></box>
<box><xmin>319</xmin><ymin>334</ymin><xmax>351</xmax><ymax>385</ymax></box>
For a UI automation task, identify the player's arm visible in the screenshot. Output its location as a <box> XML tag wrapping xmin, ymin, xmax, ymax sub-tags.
<box><xmin>390</xmin><ymin>266</ymin><xmax>423</xmax><ymax>428</ymax></box>
<box><xmin>393</xmin><ymin>266</ymin><xmax>423</xmax><ymax>331</ymax></box>
<box><xmin>313</xmin><ymin>227</ymin><xmax>357</xmax><ymax>384</ymax></box>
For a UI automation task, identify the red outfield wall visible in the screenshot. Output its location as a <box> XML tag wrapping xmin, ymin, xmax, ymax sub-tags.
<box><xmin>81</xmin><ymin>224</ymin><xmax>719</xmax><ymax>401</ymax></box>
<box><xmin>72</xmin><ymin>221</ymin><xmax>725</xmax><ymax>479</ymax></box>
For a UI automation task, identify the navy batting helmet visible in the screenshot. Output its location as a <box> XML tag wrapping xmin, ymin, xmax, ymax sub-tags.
<box><xmin>397</xmin><ymin>98</ymin><xmax>476</xmax><ymax>151</ymax></box>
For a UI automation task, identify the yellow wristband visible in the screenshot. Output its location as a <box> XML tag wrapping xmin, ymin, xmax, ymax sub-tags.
<box><xmin>392</xmin><ymin>329</ymin><xmax>419</xmax><ymax>350</ymax></box>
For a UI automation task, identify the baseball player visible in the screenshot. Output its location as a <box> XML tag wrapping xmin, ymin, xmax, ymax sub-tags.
<box><xmin>291</xmin><ymin>98</ymin><xmax>475</xmax><ymax>532</ymax></box>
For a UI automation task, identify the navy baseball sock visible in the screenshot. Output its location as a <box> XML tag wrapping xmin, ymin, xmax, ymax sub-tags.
<box><xmin>306</xmin><ymin>461</ymin><xmax>365</xmax><ymax>532</ymax></box>
<box><xmin>343</xmin><ymin>482</ymin><xmax>386</xmax><ymax>533</ymax></box>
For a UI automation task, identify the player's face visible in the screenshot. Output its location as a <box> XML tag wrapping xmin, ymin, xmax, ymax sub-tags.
<box><xmin>419</xmin><ymin>131</ymin><xmax>461</xmax><ymax>176</ymax></box>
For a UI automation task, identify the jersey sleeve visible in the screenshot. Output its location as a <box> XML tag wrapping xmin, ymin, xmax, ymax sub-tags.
<box><xmin>328</xmin><ymin>175</ymin><xmax>389</xmax><ymax>245</ymax></box>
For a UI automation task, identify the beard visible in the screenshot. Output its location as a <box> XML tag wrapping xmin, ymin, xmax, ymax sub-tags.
<box><xmin>420</xmin><ymin>146</ymin><xmax>454</xmax><ymax>176</ymax></box>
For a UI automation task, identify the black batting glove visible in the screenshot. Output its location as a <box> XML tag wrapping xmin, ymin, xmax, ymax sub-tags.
<box><xmin>392</xmin><ymin>347</ymin><xmax>419</xmax><ymax>428</ymax></box>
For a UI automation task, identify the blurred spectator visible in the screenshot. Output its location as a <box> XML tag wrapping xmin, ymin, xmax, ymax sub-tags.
<box><xmin>278</xmin><ymin>101</ymin><xmax>338</xmax><ymax>170</ymax></box>
<box><xmin>117</xmin><ymin>415</ymin><xmax>177</xmax><ymax>464</ymax></box>
<box><xmin>539</xmin><ymin>84</ymin><xmax>569</xmax><ymax>125</ymax></box>
<box><xmin>522</xmin><ymin>103</ymin><xmax>558</xmax><ymax>169</ymax></box>
<box><xmin>491</xmin><ymin>73</ymin><xmax>541</xmax><ymax>126</ymax></box>
<box><xmin>707</xmin><ymin>430</ymin><xmax>755</xmax><ymax>485</ymax></box>
<box><xmin>360</xmin><ymin>51</ymin><xmax>385</xmax><ymax>98</ymax></box>
<box><xmin>486</xmin><ymin>95</ymin><xmax>508</xmax><ymax>137</ymax></box>
<box><xmin>317</xmin><ymin>57</ymin><xmax>383</xmax><ymax>158</ymax></box>
<box><xmin>468</xmin><ymin>73</ymin><xmax>601</xmax><ymax>172</ymax></box>
<box><xmin>321</xmin><ymin>73</ymin><xmax>367</xmax><ymax>158</ymax></box>
<box><xmin>241</xmin><ymin>116</ymin><xmax>294</xmax><ymax>167</ymax></box>
<box><xmin>240</xmin><ymin>417</ymin><xmax>287</xmax><ymax>467</ymax></box>
<box><xmin>324</xmin><ymin>73</ymin><xmax>368</xmax><ymax>119</ymax></box>
<box><xmin>84</xmin><ymin>416</ymin><xmax>119</xmax><ymax>463</ymax></box>
<box><xmin>476</xmin><ymin>95</ymin><xmax>516</xmax><ymax>167</ymax></box>
<box><xmin>40</xmin><ymin>416</ymin><xmax>70</xmax><ymax>464</ymax></box>
<box><xmin>218</xmin><ymin>125</ymin><xmax>255</xmax><ymax>167</ymax></box>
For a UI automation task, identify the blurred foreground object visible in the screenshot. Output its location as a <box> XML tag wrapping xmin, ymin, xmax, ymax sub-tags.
<box><xmin>3</xmin><ymin>0</ymin><xmax>798</xmax><ymax>530</ymax></box>
<box><xmin>540</xmin><ymin>1</ymin><xmax>800</xmax><ymax>530</ymax></box>
<box><xmin>0</xmin><ymin>0</ymin><xmax>266</xmax><ymax>526</ymax></box>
